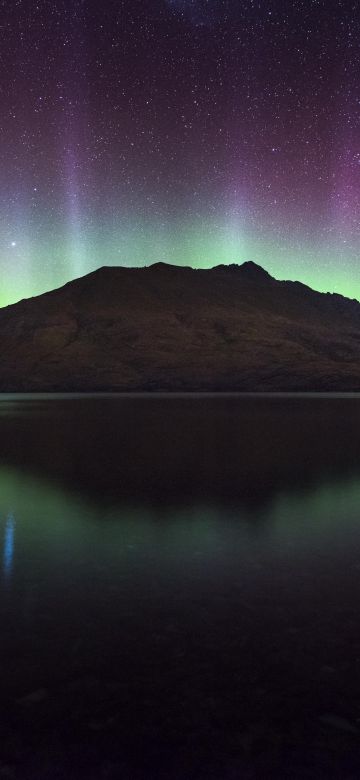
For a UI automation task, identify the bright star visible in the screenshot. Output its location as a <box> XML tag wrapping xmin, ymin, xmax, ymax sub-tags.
<box><xmin>11</xmin><ymin>241</ymin><xmax>16</xmax><ymax>247</ymax></box>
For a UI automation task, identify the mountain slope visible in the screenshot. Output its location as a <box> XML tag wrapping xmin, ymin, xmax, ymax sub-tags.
<box><xmin>0</xmin><ymin>261</ymin><xmax>360</xmax><ymax>390</ymax></box>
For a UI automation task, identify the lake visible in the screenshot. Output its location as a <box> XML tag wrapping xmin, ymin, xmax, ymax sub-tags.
<box><xmin>1</xmin><ymin>394</ymin><xmax>360</xmax><ymax>778</ymax></box>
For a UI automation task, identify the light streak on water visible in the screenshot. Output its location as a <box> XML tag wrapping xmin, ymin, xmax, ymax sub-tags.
<box><xmin>3</xmin><ymin>512</ymin><xmax>15</xmax><ymax>579</ymax></box>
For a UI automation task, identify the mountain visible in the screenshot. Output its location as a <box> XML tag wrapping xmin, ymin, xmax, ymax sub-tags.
<box><xmin>1</xmin><ymin>261</ymin><xmax>360</xmax><ymax>391</ymax></box>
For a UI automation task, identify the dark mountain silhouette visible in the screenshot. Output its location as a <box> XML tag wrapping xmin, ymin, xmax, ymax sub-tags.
<box><xmin>1</xmin><ymin>261</ymin><xmax>360</xmax><ymax>391</ymax></box>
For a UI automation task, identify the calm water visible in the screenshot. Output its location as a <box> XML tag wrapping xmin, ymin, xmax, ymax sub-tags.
<box><xmin>1</xmin><ymin>395</ymin><xmax>360</xmax><ymax>778</ymax></box>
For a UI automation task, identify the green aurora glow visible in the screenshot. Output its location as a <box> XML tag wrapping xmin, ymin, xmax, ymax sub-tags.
<box><xmin>1</xmin><ymin>214</ymin><xmax>360</xmax><ymax>308</ymax></box>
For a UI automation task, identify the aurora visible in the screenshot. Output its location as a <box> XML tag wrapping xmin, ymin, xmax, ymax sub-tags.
<box><xmin>0</xmin><ymin>0</ymin><xmax>358</xmax><ymax>306</ymax></box>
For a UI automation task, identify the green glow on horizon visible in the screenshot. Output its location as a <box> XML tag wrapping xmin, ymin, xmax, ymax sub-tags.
<box><xmin>0</xmin><ymin>215</ymin><xmax>359</xmax><ymax>307</ymax></box>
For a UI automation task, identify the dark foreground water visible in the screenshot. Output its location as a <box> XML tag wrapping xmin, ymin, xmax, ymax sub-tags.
<box><xmin>2</xmin><ymin>395</ymin><xmax>360</xmax><ymax>778</ymax></box>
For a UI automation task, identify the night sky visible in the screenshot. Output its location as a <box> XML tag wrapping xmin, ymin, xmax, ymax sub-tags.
<box><xmin>1</xmin><ymin>0</ymin><xmax>359</xmax><ymax>305</ymax></box>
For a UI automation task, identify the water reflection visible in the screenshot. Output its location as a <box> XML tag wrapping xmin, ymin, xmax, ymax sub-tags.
<box><xmin>0</xmin><ymin>395</ymin><xmax>358</xmax><ymax>510</ymax></box>
<box><xmin>0</xmin><ymin>396</ymin><xmax>359</xmax><ymax>778</ymax></box>
<box><xmin>2</xmin><ymin>511</ymin><xmax>15</xmax><ymax>580</ymax></box>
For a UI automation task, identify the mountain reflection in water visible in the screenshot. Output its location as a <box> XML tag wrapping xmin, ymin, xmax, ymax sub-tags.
<box><xmin>0</xmin><ymin>394</ymin><xmax>360</xmax><ymax>779</ymax></box>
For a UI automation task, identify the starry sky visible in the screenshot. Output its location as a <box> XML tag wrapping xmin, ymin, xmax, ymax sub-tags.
<box><xmin>0</xmin><ymin>0</ymin><xmax>359</xmax><ymax>306</ymax></box>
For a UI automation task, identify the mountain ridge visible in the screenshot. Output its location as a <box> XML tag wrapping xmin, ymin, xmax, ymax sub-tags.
<box><xmin>5</xmin><ymin>261</ymin><xmax>357</xmax><ymax>311</ymax></box>
<box><xmin>0</xmin><ymin>261</ymin><xmax>360</xmax><ymax>391</ymax></box>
